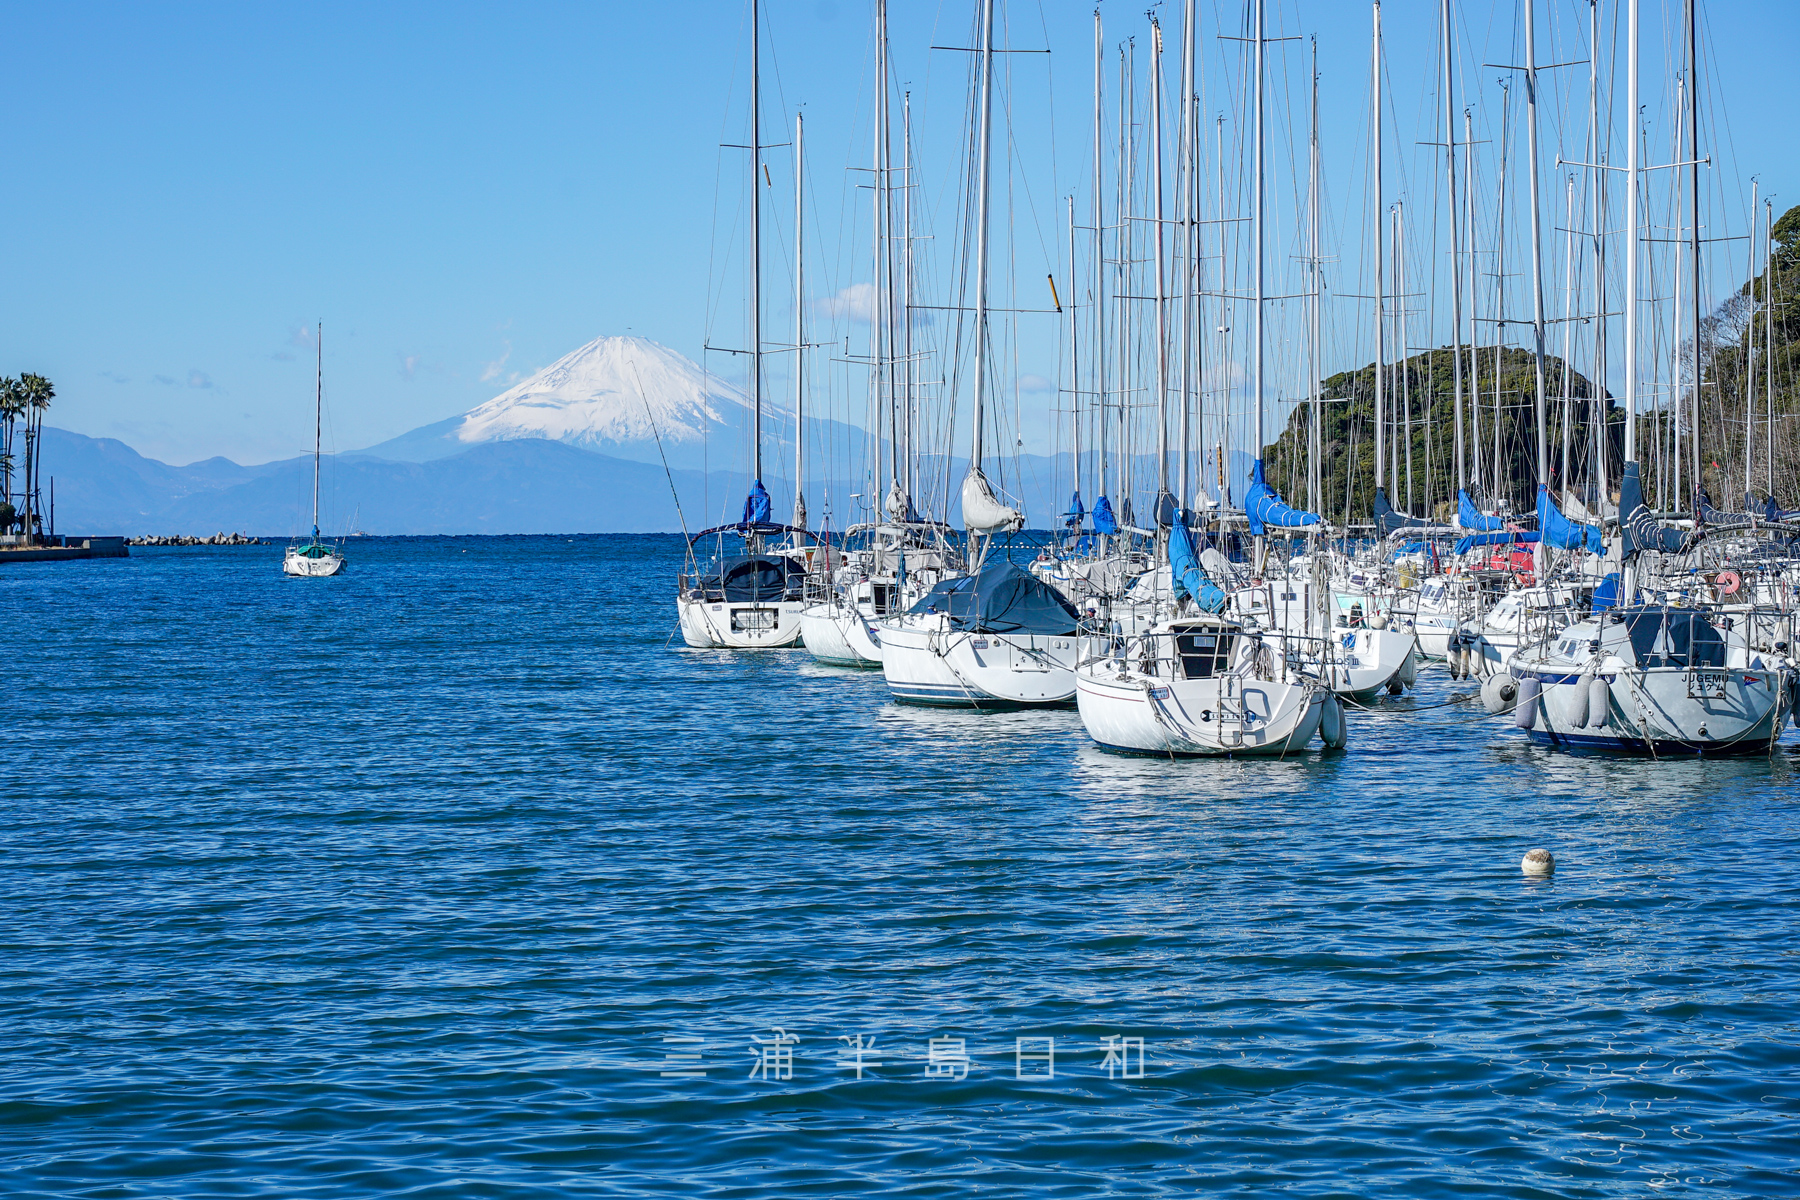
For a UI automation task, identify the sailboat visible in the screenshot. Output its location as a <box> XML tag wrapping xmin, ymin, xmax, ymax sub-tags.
<box><xmin>876</xmin><ymin>0</ymin><xmax>1086</xmax><ymax>707</ymax></box>
<box><xmin>675</xmin><ymin>0</ymin><xmax>816</xmax><ymax>649</ymax></box>
<box><xmin>283</xmin><ymin>322</ymin><xmax>346</xmax><ymax>578</ymax></box>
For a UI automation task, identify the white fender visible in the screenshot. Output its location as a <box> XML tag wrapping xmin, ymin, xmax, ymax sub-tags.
<box><xmin>1513</xmin><ymin>676</ymin><xmax>1541</xmax><ymax>729</ymax></box>
<box><xmin>1320</xmin><ymin>694</ymin><xmax>1348</xmax><ymax>749</ymax></box>
<box><xmin>1587</xmin><ymin>675</ymin><xmax>1611</xmax><ymax>729</ymax></box>
<box><xmin>1480</xmin><ymin>672</ymin><xmax>1518</xmax><ymax>715</ymax></box>
<box><xmin>1568</xmin><ymin>673</ymin><xmax>1592</xmax><ymax>728</ymax></box>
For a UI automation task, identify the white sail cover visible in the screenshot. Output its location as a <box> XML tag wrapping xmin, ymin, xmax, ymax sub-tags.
<box><xmin>960</xmin><ymin>468</ymin><xmax>1025</xmax><ymax>535</ymax></box>
<box><xmin>1562</xmin><ymin>489</ymin><xmax>1618</xmax><ymax>523</ymax></box>
<box><xmin>884</xmin><ymin>484</ymin><xmax>912</xmax><ymax>521</ymax></box>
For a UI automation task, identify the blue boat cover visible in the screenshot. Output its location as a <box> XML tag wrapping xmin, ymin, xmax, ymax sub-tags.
<box><xmin>906</xmin><ymin>559</ymin><xmax>1080</xmax><ymax>635</ymax></box>
<box><xmin>1457</xmin><ymin>490</ymin><xmax>1504</xmax><ymax>531</ymax></box>
<box><xmin>742</xmin><ymin>479</ymin><xmax>772</xmax><ymax>526</ymax></box>
<box><xmin>1091</xmin><ymin>495</ymin><xmax>1118</xmax><ymax>535</ymax></box>
<box><xmin>1245</xmin><ymin>459</ymin><xmax>1321</xmax><ymax>535</ymax></box>
<box><xmin>1453</xmin><ymin>530</ymin><xmax>1541</xmax><ymax>556</ymax></box>
<box><xmin>1168</xmin><ymin>518</ymin><xmax>1228</xmax><ymax>613</ymax></box>
<box><xmin>1590</xmin><ymin>572</ymin><xmax>1621</xmax><ymax>613</ymax></box>
<box><xmin>1536</xmin><ymin>484</ymin><xmax>1604</xmax><ymax>554</ymax></box>
<box><xmin>1374</xmin><ymin>487</ymin><xmax>1430</xmax><ymax>537</ymax></box>
<box><xmin>1620</xmin><ymin>462</ymin><xmax>1686</xmax><ymax>559</ymax></box>
<box><xmin>1064</xmin><ymin>490</ymin><xmax>1085</xmax><ymax>529</ymax></box>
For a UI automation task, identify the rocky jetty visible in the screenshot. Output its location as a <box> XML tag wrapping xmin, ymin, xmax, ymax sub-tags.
<box><xmin>128</xmin><ymin>532</ymin><xmax>267</xmax><ymax>546</ymax></box>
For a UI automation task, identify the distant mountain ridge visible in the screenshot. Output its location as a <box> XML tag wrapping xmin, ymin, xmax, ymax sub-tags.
<box><xmin>358</xmin><ymin>334</ymin><xmax>863</xmax><ymax>474</ymax></box>
<box><xmin>42</xmin><ymin>334</ymin><xmax>1109</xmax><ymax>536</ymax></box>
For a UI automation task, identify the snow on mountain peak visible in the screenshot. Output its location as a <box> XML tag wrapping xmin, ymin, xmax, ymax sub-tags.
<box><xmin>455</xmin><ymin>335</ymin><xmax>755</xmax><ymax>450</ymax></box>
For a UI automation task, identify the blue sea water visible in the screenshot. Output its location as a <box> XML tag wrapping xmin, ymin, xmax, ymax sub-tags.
<box><xmin>3</xmin><ymin>534</ymin><xmax>1798</xmax><ymax>1198</ymax></box>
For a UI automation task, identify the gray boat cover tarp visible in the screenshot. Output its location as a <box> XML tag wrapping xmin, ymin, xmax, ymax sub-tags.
<box><xmin>907</xmin><ymin>560</ymin><xmax>1080</xmax><ymax>635</ymax></box>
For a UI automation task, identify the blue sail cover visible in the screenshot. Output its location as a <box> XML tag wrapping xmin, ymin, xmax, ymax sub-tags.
<box><xmin>1536</xmin><ymin>484</ymin><xmax>1604</xmax><ymax>554</ymax></box>
<box><xmin>908</xmin><ymin>560</ymin><xmax>1080</xmax><ymax>635</ymax></box>
<box><xmin>1091</xmin><ymin>494</ymin><xmax>1118</xmax><ymax>535</ymax></box>
<box><xmin>1168</xmin><ymin>518</ymin><xmax>1227</xmax><ymax>613</ymax></box>
<box><xmin>741</xmin><ymin>479</ymin><xmax>772</xmax><ymax>526</ymax></box>
<box><xmin>1457</xmin><ymin>490</ymin><xmax>1504</xmax><ymax>531</ymax></box>
<box><xmin>1454</xmin><ymin>530</ymin><xmax>1541</xmax><ymax>556</ymax></box>
<box><xmin>1244</xmin><ymin>459</ymin><xmax>1321</xmax><ymax>536</ymax></box>
<box><xmin>1064</xmin><ymin>490</ymin><xmax>1085</xmax><ymax>530</ymax></box>
<box><xmin>1620</xmin><ymin>462</ymin><xmax>1686</xmax><ymax>559</ymax></box>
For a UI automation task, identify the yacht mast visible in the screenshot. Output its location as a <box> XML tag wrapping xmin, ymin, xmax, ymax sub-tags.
<box><xmin>749</xmin><ymin>0</ymin><xmax>764</xmax><ymax>486</ymax></box>
<box><xmin>1179</xmin><ymin>0</ymin><xmax>1197</xmax><ymax>515</ymax></box>
<box><xmin>1092</xmin><ymin>9</ymin><xmax>1109</xmax><ymax>519</ymax></box>
<box><xmin>1684</xmin><ymin>0</ymin><xmax>1702</xmax><ymax>502</ymax></box>
<box><xmin>793</xmin><ymin>110</ymin><xmax>807</xmax><ymax>530</ymax></box>
<box><xmin>1150</xmin><ymin>15</ymin><xmax>1170</xmax><ymax>509</ymax></box>
<box><xmin>1441</xmin><ymin>0</ymin><xmax>1466</xmax><ymax>495</ymax></box>
<box><xmin>1251</xmin><ymin>0</ymin><xmax>1266</xmax><ymax>559</ymax></box>
<box><xmin>1622</xmin><ymin>0</ymin><xmax>1640</xmax><ymax>600</ymax></box>
<box><xmin>312</xmin><ymin>321</ymin><xmax>322</xmax><ymax>540</ymax></box>
<box><xmin>1371</xmin><ymin>2</ymin><xmax>1385</xmax><ymax>510</ymax></box>
<box><xmin>1308</xmin><ymin>36</ymin><xmax>1323</xmax><ymax>517</ymax></box>
<box><xmin>1524</xmin><ymin>0</ymin><xmax>1550</xmax><ymax>495</ymax></box>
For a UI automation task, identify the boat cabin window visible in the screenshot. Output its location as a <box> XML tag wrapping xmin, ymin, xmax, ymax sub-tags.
<box><xmin>871</xmin><ymin>582</ymin><xmax>895</xmax><ymax>614</ymax></box>
<box><xmin>1174</xmin><ymin>630</ymin><xmax>1236</xmax><ymax>680</ymax></box>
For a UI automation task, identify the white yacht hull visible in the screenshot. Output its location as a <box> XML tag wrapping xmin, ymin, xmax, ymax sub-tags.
<box><xmin>1077</xmin><ymin>668</ymin><xmax>1323</xmax><ymax>756</ymax></box>
<box><xmin>800</xmin><ymin>602</ymin><xmax>882</xmax><ymax>667</ymax></box>
<box><xmin>677</xmin><ymin>596</ymin><xmax>806</xmax><ymax>649</ymax></box>
<box><xmin>879</xmin><ymin>618</ymin><xmax>1081</xmax><ymax>707</ymax></box>
<box><xmin>283</xmin><ymin>550</ymin><xmax>345</xmax><ymax>577</ymax></box>
<box><xmin>1316</xmin><ymin>627</ymin><xmax>1417</xmax><ymax>698</ymax></box>
<box><xmin>1516</xmin><ymin>664</ymin><xmax>1791</xmax><ymax>755</ymax></box>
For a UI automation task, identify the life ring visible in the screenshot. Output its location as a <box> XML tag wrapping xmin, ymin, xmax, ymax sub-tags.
<box><xmin>1716</xmin><ymin>570</ymin><xmax>1741</xmax><ymax>596</ymax></box>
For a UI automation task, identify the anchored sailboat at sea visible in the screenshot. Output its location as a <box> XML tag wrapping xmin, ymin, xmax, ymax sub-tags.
<box><xmin>283</xmin><ymin>322</ymin><xmax>346</xmax><ymax>579</ymax></box>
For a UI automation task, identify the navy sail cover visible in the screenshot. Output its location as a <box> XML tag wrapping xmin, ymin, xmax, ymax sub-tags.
<box><xmin>1374</xmin><ymin>487</ymin><xmax>1431</xmax><ymax>537</ymax></box>
<box><xmin>1619</xmin><ymin>461</ymin><xmax>1686</xmax><ymax>559</ymax></box>
<box><xmin>907</xmin><ymin>560</ymin><xmax>1081</xmax><ymax>635</ymax></box>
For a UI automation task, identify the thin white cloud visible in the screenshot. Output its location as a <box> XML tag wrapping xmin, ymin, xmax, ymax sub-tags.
<box><xmin>816</xmin><ymin>282</ymin><xmax>877</xmax><ymax>323</ymax></box>
<box><xmin>399</xmin><ymin>354</ymin><xmax>419</xmax><ymax>381</ymax></box>
<box><xmin>481</xmin><ymin>339</ymin><xmax>513</xmax><ymax>383</ymax></box>
<box><xmin>1016</xmin><ymin>373</ymin><xmax>1055</xmax><ymax>394</ymax></box>
<box><xmin>188</xmin><ymin>371</ymin><xmax>213</xmax><ymax>389</ymax></box>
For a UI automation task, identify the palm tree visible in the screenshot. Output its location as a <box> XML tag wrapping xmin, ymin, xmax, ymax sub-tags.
<box><xmin>17</xmin><ymin>374</ymin><xmax>52</xmax><ymax>538</ymax></box>
<box><xmin>0</xmin><ymin>378</ymin><xmax>21</xmax><ymax>531</ymax></box>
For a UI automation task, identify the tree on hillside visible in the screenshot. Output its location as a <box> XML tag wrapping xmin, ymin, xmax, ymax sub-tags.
<box><xmin>1261</xmin><ymin>346</ymin><xmax>1623</xmax><ymax>525</ymax></box>
<box><xmin>1691</xmin><ymin>203</ymin><xmax>1800</xmax><ymax>508</ymax></box>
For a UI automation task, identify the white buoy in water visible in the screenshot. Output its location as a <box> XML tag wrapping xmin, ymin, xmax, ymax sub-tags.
<box><xmin>1521</xmin><ymin>848</ymin><xmax>1555</xmax><ymax>876</ymax></box>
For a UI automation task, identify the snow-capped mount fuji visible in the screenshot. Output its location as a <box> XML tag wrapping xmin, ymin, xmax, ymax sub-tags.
<box><xmin>360</xmin><ymin>335</ymin><xmax>824</xmax><ymax>472</ymax></box>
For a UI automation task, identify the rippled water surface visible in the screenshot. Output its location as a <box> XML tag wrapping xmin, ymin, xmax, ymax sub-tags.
<box><xmin>4</xmin><ymin>535</ymin><xmax>1798</xmax><ymax>1197</ymax></box>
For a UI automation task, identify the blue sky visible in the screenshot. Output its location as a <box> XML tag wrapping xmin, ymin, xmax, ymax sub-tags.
<box><xmin>2</xmin><ymin>0</ymin><xmax>1793</xmax><ymax>466</ymax></box>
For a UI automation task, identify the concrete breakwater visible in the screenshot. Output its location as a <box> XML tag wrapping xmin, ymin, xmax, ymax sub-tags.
<box><xmin>128</xmin><ymin>533</ymin><xmax>267</xmax><ymax>546</ymax></box>
<box><xmin>0</xmin><ymin>536</ymin><xmax>130</xmax><ymax>563</ymax></box>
